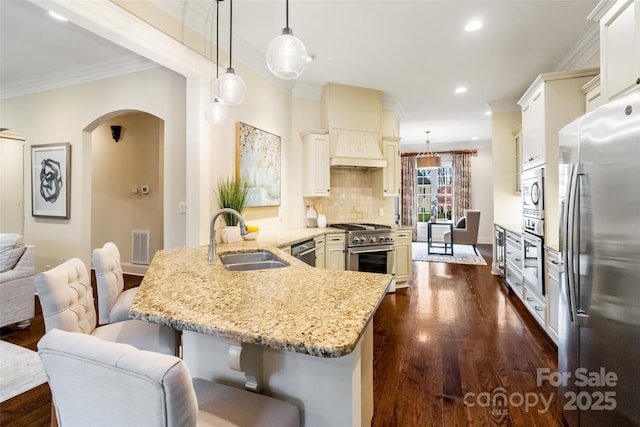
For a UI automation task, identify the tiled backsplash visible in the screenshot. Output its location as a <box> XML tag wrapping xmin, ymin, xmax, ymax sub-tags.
<box><xmin>305</xmin><ymin>168</ymin><xmax>390</xmax><ymax>223</ymax></box>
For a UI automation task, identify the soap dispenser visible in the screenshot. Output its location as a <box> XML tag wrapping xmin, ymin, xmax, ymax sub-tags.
<box><xmin>306</xmin><ymin>204</ymin><xmax>318</xmax><ymax>228</ymax></box>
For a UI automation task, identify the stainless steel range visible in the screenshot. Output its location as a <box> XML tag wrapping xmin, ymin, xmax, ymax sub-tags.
<box><xmin>329</xmin><ymin>223</ymin><xmax>396</xmax><ymax>287</ymax></box>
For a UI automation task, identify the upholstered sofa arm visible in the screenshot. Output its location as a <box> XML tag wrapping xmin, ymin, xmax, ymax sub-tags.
<box><xmin>0</xmin><ymin>245</ymin><xmax>36</xmax><ymax>328</ymax></box>
<box><xmin>0</xmin><ymin>246</ymin><xmax>35</xmax><ymax>282</ymax></box>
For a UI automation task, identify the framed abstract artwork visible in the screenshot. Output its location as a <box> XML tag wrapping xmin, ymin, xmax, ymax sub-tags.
<box><xmin>236</xmin><ymin>122</ymin><xmax>281</xmax><ymax>207</ymax></box>
<box><xmin>31</xmin><ymin>143</ymin><xmax>71</xmax><ymax>219</ymax></box>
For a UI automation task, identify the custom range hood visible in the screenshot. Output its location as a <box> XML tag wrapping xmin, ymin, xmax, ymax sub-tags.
<box><xmin>329</xmin><ymin>128</ymin><xmax>387</xmax><ymax>168</ymax></box>
<box><xmin>321</xmin><ymin>83</ymin><xmax>387</xmax><ymax>168</ymax></box>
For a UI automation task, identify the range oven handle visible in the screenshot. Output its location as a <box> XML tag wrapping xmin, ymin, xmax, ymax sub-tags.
<box><xmin>348</xmin><ymin>246</ymin><xmax>395</xmax><ymax>255</ymax></box>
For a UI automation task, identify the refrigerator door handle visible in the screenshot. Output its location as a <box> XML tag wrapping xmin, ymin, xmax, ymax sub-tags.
<box><xmin>565</xmin><ymin>164</ymin><xmax>579</xmax><ymax>324</ymax></box>
<box><xmin>574</xmin><ymin>165</ymin><xmax>591</xmax><ymax>326</ymax></box>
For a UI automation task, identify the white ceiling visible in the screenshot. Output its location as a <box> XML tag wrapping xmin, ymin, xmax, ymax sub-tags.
<box><xmin>1</xmin><ymin>0</ymin><xmax>600</xmax><ymax>146</ymax></box>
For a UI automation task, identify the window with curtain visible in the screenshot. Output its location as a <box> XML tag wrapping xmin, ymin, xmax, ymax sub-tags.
<box><xmin>416</xmin><ymin>167</ymin><xmax>453</xmax><ymax>222</ymax></box>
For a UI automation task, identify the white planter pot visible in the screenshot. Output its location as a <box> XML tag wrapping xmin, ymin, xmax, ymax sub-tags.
<box><xmin>221</xmin><ymin>226</ymin><xmax>242</xmax><ymax>243</ymax></box>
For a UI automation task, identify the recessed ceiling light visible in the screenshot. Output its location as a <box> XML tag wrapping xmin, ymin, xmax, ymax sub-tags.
<box><xmin>48</xmin><ymin>11</ymin><xmax>68</xmax><ymax>21</ymax></box>
<box><xmin>471</xmin><ymin>137</ymin><xmax>479</xmax><ymax>140</ymax></box>
<box><xmin>454</xmin><ymin>86</ymin><xmax>467</xmax><ymax>94</ymax></box>
<box><xmin>465</xmin><ymin>20</ymin><xmax>483</xmax><ymax>32</ymax></box>
<box><xmin>484</xmin><ymin>110</ymin><xmax>492</xmax><ymax>116</ymax></box>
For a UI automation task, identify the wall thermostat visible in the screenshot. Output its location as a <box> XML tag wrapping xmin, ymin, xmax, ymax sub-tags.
<box><xmin>141</xmin><ymin>186</ymin><xmax>150</xmax><ymax>194</ymax></box>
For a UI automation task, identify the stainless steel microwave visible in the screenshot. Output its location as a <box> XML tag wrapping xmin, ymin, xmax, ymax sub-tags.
<box><xmin>522</xmin><ymin>167</ymin><xmax>544</xmax><ymax>219</ymax></box>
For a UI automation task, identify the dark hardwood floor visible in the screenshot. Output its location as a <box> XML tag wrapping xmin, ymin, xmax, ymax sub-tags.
<box><xmin>1</xmin><ymin>246</ymin><xmax>561</xmax><ymax>426</ymax></box>
<box><xmin>371</xmin><ymin>245</ymin><xmax>562</xmax><ymax>427</ymax></box>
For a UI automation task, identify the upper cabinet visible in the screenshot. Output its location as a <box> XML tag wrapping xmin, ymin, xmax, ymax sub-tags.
<box><xmin>599</xmin><ymin>0</ymin><xmax>640</xmax><ymax>101</ymax></box>
<box><xmin>517</xmin><ymin>69</ymin><xmax>599</xmax><ymax>171</ymax></box>
<box><xmin>301</xmin><ymin>130</ymin><xmax>330</xmax><ymax>197</ymax></box>
<box><xmin>373</xmin><ymin>137</ymin><xmax>401</xmax><ymax>197</ymax></box>
<box><xmin>582</xmin><ymin>75</ymin><xmax>605</xmax><ymax>113</ymax></box>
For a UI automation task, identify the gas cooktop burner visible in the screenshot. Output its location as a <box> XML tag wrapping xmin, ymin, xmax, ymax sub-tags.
<box><xmin>329</xmin><ymin>223</ymin><xmax>394</xmax><ymax>246</ymax></box>
<box><xmin>329</xmin><ymin>223</ymin><xmax>392</xmax><ymax>231</ymax></box>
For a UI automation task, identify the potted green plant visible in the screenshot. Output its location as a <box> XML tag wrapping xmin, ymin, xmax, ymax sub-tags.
<box><xmin>216</xmin><ymin>176</ymin><xmax>250</xmax><ymax>242</ymax></box>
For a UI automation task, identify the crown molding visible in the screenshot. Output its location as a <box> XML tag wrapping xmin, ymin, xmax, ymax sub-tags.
<box><xmin>292</xmin><ymin>83</ymin><xmax>322</xmax><ymax>99</ymax></box>
<box><xmin>1</xmin><ymin>56</ymin><xmax>158</xmax><ymax>100</ymax></box>
<box><xmin>486</xmin><ymin>99</ymin><xmax>520</xmax><ymax>113</ymax></box>
<box><xmin>554</xmin><ymin>23</ymin><xmax>600</xmax><ymax>71</ymax></box>
<box><xmin>383</xmin><ymin>97</ymin><xmax>406</xmax><ymax>121</ymax></box>
<box><xmin>587</xmin><ymin>0</ymin><xmax>618</xmax><ymax>21</ymax></box>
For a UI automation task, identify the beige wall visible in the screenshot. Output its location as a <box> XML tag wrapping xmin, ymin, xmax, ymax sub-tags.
<box><xmin>91</xmin><ymin>113</ymin><xmax>163</xmax><ymax>269</ymax></box>
<box><xmin>491</xmin><ymin>111</ymin><xmax>523</xmax><ymax>232</ymax></box>
<box><xmin>0</xmin><ymin>67</ymin><xmax>186</xmax><ymax>272</ymax></box>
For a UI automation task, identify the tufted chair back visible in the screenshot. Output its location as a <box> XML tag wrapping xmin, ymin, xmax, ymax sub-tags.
<box><xmin>92</xmin><ymin>242</ymin><xmax>126</xmax><ymax>324</ymax></box>
<box><xmin>34</xmin><ymin>258</ymin><xmax>97</xmax><ymax>334</ymax></box>
<box><xmin>39</xmin><ymin>329</ymin><xmax>199</xmax><ymax>427</ymax></box>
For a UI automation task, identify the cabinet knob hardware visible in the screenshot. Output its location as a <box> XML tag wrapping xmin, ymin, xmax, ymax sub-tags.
<box><xmin>515</xmin><ymin>258</ymin><xmax>521</xmax><ymax>262</ymax></box>
<box><xmin>526</xmin><ymin>297</ymin><xmax>534</xmax><ymax>302</ymax></box>
<box><xmin>636</xmin><ymin>77</ymin><xmax>640</xmax><ymax>85</ymax></box>
<box><xmin>534</xmin><ymin>306</ymin><xmax>544</xmax><ymax>312</ymax></box>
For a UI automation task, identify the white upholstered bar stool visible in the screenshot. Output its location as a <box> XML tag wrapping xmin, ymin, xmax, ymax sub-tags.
<box><xmin>92</xmin><ymin>242</ymin><xmax>138</xmax><ymax>325</ymax></box>
<box><xmin>34</xmin><ymin>258</ymin><xmax>176</xmax><ymax>356</ymax></box>
<box><xmin>38</xmin><ymin>329</ymin><xmax>300</xmax><ymax>427</ymax></box>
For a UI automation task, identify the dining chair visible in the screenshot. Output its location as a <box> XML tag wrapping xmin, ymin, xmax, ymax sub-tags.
<box><xmin>92</xmin><ymin>242</ymin><xmax>137</xmax><ymax>325</ymax></box>
<box><xmin>34</xmin><ymin>257</ymin><xmax>176</xmax><ymax>355</ymax></box>
<box><xmin>38</xmin><ymin>329</ymin><xmax>300</xmax><ymax>427</ymax></box>
<box><xmin>443</xmin><ymin>209</ymin><xmax>481</xmax><ymax>255</ymax></box>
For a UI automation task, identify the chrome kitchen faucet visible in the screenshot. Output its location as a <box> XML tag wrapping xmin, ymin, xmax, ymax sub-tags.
<box><xmin>208</xmin><ymin>208</ymin><xmax>248</xmax><ymax>263</ymax></box>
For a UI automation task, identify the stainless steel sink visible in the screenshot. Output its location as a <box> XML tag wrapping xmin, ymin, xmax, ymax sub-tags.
<box><xmin>219</xmin><ymin>250</ymin><xmax>289</xmax><ymax>271</ymax></box>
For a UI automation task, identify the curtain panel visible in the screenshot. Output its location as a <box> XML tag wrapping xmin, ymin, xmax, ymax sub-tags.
<box><xmin>401</xmin><ymin>154</ymin><xmax>418</xmax><ymax>241</ymax></box>
<box><xmin>452</xmin><ymin>153</ymin><xmax>472</xmax><ymax>222</ymax></box>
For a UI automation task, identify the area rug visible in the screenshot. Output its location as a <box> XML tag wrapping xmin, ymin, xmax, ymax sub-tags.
<box><xmin>412</xmin><ymin>242</ymin><xmax>487</xmax><ymax>265</ymax></box>
<box><xmin>0</xmin><ymin>340</ymin><xmax>47</xmax><ymax>403</ymax></box>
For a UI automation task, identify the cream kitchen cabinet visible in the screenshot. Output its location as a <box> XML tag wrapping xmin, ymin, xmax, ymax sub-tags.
<box><xmin>393</xmin><ymin>228</ymin><xmax>412</xmax><ymax>284</ymax></box>
<box><xmin>520</xmin><ymin>87</ymin><xmax>545</xmax><ymax>170</ymax></box>
<box><xmin>325</xmin><ymin>232</ymin><xmax>346</xmax><ymax>271</ymax></box>
<box><xmin>373</xmin><ymin>137</ymin><xmax>401</xmax><ymax>197</ymax></box>
<box><xmin>314</xmin><ymin>235</ymin><xmax>326</xmax><ymax>269</ymax></box>
<box><xmin>301</xmin><ymin>130</ymin><xmax>330</xmax><ymax>197</ymax></box>
<box><xmin>523</xmin><ymin>284</ymin><xmax>547</xmax><ymax>329</ymax></box>
<box><xmin>518</xmin><ymin>69</ymin><xmax>599</xmax><ymax>172</ymax></box>
<box><xmin>582</xmin><ymin>75</ymin><xmax>605</xmax><ymax>113</ymax></box>
<box><xmin>512</xmin><ymin>125</ymin><xmax>522</xmax><ymax>195</ymax></box>
<box><xmin>545</xmin><ymin>247</ymin><xmax>561</xmax><ymax>345</ymax></box>
<box><xmin>599</xmin><ymin>0</ymin><xmax>640</xmax><ymax>101</ymax></box>
<box><xmin>505</xmin><ymin>230</ymin><xmax>524</xmax><ymax>300</ymax></box>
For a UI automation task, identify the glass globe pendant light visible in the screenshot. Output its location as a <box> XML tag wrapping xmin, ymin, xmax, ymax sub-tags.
<box><xmin>214</xmin><ymin>0</ymin><xmax>246</xmax><ymax>105</ymax></box>
<box><xmin>205</xmin><ymin>0</ymin><xmax>229</xmax><ymax>124</ymax></box>
<box><xmin>266</xmin><ymin>0</ymin><xmax>308</xmax><ymax>79</ymax></box>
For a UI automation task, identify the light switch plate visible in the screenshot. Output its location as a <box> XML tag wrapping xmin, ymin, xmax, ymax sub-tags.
<box><xmin>179</xmin><ymin>202</ymin><xmax>187</xmax><ymax>214</ymax></box>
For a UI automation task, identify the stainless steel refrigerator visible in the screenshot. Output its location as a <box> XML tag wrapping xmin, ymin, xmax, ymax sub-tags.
<box><xmin>558</xmin><ymin>86</ymin><xmax>640</xmax><ymax>426</ymax></box>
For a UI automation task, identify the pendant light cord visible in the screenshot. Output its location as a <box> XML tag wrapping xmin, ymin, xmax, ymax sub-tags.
<box><xmin>286</xmin><ymin>0</ymin><xmax>289</xmax><ymax>29</ymax></box>
<box><xmin>229</xmin><ymin>0</ymin><xmax>233</xmax><ymax>68</ymax></box>
<box><xmin>216</xmin><ymin>0</ymin><xmax>220</xmax><ymax>78</ymax></box>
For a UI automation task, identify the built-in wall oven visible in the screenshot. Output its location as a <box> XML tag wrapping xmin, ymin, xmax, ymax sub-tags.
<box><xmin>329</xmin><ymin>223</ymin><xmax>396</xmax><ymax>292</ymax></box>
<box><xmin>521</xmin><ymin>166</ymin><xmax>545</xmax><ymax>296</ymax></box>
<box><xmin>522</xmin><ymin>232</ymin><xmax>544</xmax><ymax>296</ymax></box>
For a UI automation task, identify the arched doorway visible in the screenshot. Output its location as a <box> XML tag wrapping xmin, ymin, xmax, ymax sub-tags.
<box><xmin>90</xmin><ymin>111</ymin><xmax>164</xmax><ymax>275</ymax></box>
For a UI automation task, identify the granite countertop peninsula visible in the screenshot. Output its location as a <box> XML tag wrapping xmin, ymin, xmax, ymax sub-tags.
<box><xmin>130</xmin><ymin>235</ymin><xmax>391</xmax><ymax>358</ymax></box>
